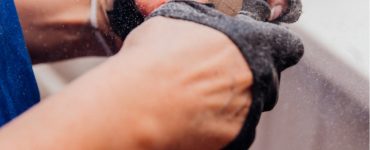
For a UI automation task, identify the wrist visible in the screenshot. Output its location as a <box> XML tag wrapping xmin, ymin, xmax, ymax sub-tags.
<box><xmin>108</xmin><ymin>98</ymin><xmax>183</xmax><ymax>150</ymax></box>
<box><xmin>113</xmin><ymin>113</ymin><xmax>171</xmax><ymax>150</ymax></box>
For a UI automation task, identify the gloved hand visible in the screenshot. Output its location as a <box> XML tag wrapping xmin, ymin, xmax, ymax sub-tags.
<box><xmin>147</xmin><ymin>0</ymin><xmax>304</xmax><ymax>149</ymax></box>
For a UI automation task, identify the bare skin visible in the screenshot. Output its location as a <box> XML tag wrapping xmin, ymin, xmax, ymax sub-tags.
<box><xmin>15</xmin><ymin>0</ymin><xmax>289</xmax><ymax>63</ymax></box>
<box><xmin>0</xmin><ymin>17</ymin><xmax>253</xmax><ymax>150</ymax></box>
<box><xmin>268</xmin><ymin>0</ymin><xmax>288</xmax><ymax>20</ymax></box>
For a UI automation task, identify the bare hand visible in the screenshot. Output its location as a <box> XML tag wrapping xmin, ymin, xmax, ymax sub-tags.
<box><xmin>121</xmin><ymin>16</ymin><xmax>253</xmax><ymax>150</ymax></box>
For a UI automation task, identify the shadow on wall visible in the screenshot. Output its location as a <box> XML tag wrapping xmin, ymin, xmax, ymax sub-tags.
<box><xmin>251</xmin><ymin>60</ymin><xmax>369</xmax><ymax>150</ymax></box>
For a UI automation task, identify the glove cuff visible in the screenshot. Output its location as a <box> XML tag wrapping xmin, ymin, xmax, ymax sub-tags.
<box><xmin>107</xmin><ymin>0</ymin><xmax>145</xmax><ymax>39</ymax></box>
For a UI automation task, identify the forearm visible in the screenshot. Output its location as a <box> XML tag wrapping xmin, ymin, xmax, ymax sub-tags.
<box><xmin>0</xmin><ymin>53</ymin><xmax>169</xmax><ymax>149</ymax></box>
<box><xmin>15</xmin><ymin>0</ymin><xmax>121</xmax><ymax>63</ymax></box>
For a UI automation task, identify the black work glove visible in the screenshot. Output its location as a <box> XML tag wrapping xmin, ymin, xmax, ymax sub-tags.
<box><xmin>148</xmin><ymin>0</ymin><xmax>304</xmax><ymax>149</ymax></box>
<box><xmin>106</xmin><ymin>0</ymin><xmax>145</xmax><ymax>39</ymax></box>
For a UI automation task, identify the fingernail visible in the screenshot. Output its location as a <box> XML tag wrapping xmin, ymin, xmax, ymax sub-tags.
<box><xmin>269</xmin><ymin>5</ymin><xmax>283</xmax><ymax>21</ymax></box>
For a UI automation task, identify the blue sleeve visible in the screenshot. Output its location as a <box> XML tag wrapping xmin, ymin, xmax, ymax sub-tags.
<box><xmin>0</xmin><ymin>0</ymin><xmax>40</xmax><ymax>126</ymax></box>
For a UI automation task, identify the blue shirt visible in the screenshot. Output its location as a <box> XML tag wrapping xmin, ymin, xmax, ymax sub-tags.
<box><xmin>0</xmin><ymin>0</ymin><xmax>40</xmax><ymax>126</ymax></box>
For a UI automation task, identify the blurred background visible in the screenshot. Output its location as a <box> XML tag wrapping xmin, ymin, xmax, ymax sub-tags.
<box><xmin>32</xmin><ymin>0</ymin><xmax>369</xmax><ymax>149</ymax></box>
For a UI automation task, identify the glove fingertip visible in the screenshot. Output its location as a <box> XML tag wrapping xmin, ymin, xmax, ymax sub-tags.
<box><xmin>280</xmin><ymin>34</ymin><xmax>304</xmax><ymax>71</ymax></box>
<box><xmin>240</xmin><ymin>0</ymin><xmax>271</xmax><ymax>21</ymax></box>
